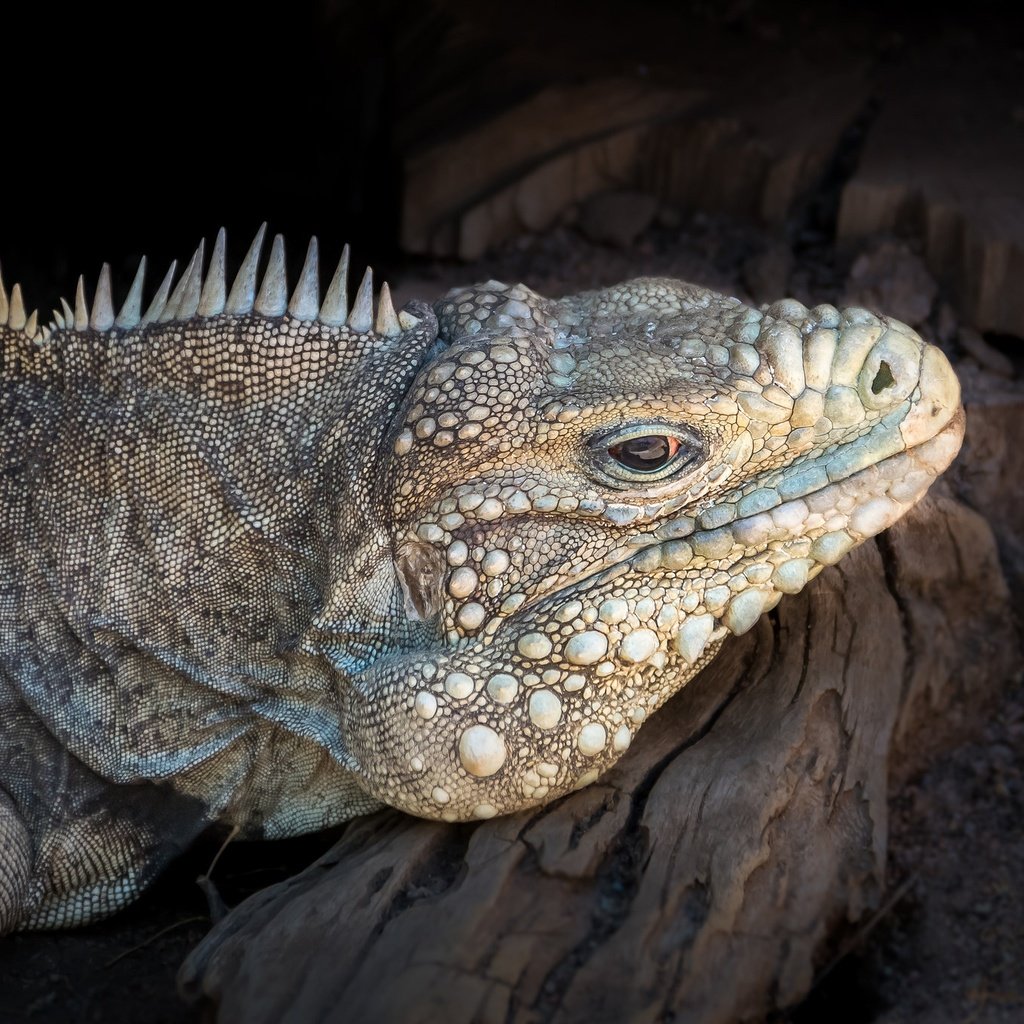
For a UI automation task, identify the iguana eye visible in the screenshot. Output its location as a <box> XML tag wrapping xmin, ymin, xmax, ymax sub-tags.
<box><xmin>593</xmin><ymin>425</ymin><xmax>704</xmax><ymax>486</ymax></box>
<box><xmin>608</xmin><ymin>435</ymin><xmax>680</xmax><ymax>472</ymax></box>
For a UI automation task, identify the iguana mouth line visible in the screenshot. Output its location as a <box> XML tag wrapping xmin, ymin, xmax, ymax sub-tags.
<box><xmin>655</xmin><ymin>405</ymin><xmax>965</xmax><ymax>545</ymax></box>
<box><xmin>494</xmin><ymin>408</ymin><xmax>967</xmax><ymax>625</ymax></box>
<box><xmin>650</xmin><ymin>409</ymin><xmax>963</xmax><ymax>560</ymax></box>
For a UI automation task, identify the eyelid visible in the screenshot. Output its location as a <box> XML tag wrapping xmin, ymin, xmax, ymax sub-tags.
<box><xmin>596</xmin><ymin>422</ymin><xmax>702</xmax><ymax>451</ymax></box>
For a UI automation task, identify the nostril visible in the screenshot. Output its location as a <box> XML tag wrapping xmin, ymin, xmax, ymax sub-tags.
<box><xmin>857</xmin><ymin>330</ymin><xmax>922</xmax><ymax>410</ymax></box>
<box><xmin>871</xmin><ymin>360</ymin><xmax>895</xmax><ymax>395</ymax></box>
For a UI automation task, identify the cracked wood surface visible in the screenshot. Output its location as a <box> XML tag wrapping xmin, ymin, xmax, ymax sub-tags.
<box><xmin>179</xmin><ymin>412</ymin><xmax>1019</xmax><ymax>1024</ymax></box>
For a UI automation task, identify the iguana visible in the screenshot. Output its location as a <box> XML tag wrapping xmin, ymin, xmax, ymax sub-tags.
<box><xmin>0</xmin><ymin>226</ymin><xmax>964</xmax><ymax>933</ymax></box>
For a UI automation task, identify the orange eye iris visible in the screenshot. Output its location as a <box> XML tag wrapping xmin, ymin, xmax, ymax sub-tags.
<box><xmin>607</xmin><ymin>435</ymin><xmax>681</xmax><ymax>472</ymax></box>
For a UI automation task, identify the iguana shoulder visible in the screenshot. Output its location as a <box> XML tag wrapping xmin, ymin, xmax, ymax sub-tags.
<box><xmin>1</xmin><ymin>227</ymin><xmax>437</xmax><ymax>928</ymax></box>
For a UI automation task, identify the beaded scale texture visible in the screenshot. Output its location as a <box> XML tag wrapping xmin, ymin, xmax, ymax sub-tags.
<box><xmin>0</xmin><ymin>226</ymin><xmax>964</xmax><ymax>931</ymax></box>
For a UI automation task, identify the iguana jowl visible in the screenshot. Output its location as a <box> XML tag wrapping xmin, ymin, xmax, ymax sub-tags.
<box><xmin>0</xmin><ymin>226</ymin><xmax>964</xmax><ymax>932</ymax></box>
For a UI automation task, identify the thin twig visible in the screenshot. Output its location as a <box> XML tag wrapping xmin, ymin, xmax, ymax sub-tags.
<box><xmin>809</xmin><ymin>872</ymin><xmax>918</xmax><ymax>992</ymax></box>
<box><xmin>195</xmin><ymin>824</ymin><xmax>241</xmax><ymax>924</ymax></box>
<box><xmin>104</xmin><ymin>916</ymin><xmax>208</xmax><ymax>969</ymax></box>
<box><xmin>204</xmin><ymin>824</ymin><xmax>241</xmax><ymax>880</ymax></box>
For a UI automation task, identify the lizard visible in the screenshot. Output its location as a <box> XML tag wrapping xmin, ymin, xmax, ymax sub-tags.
<box><xmin>0</xmin><ymin>225</ymin><xmax>964</xmax><ymax>933</ymax></box>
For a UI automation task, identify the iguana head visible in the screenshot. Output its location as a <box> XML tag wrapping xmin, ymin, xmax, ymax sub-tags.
<box><xmin>347</xmin><ymin>276</ymin><xmax>963</xmax><ymax>821</ymax></box>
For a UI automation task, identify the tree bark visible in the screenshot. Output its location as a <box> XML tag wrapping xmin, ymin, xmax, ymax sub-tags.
<box><xmin>178</xmin><ymin>384</ymin><xmax>1021</xmax><ymax>1024</ymax></box>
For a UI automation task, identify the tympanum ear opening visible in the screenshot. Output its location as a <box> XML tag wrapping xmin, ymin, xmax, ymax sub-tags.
<box><xmin>394</xmin><ymin>540</ymin><xmax>446</xmax><ymax>620</ymax></box>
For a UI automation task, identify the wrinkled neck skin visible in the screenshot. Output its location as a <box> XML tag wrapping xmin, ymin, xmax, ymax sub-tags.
<box><xmin>1</xmin><ymin>296</ymin><xmax>442</xmax><ymax>832</ymax></box>
<box><xmin>305</xmin><ymin>318</ymin><xmax>448</xmax><ymax>680</ymax></box>
<box><xmin>333</xmin><ymin>277</ymin><xmax>964</xmax><ymax>824</ymax></box>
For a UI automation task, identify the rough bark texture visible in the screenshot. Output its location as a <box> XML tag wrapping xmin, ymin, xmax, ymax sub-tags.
<box><xmin>400</xmin><ymin>68</ymin><xmax>866</xmax><ymax>260</ymax></box>
<box><xmin>177</xmin><ymin>382</ymin><xmax>1020</xmax><ymax>1024</ymax></box>
<box><xmin>836</xmin><ymin>56</ymin><xmax>1024</xmax><ymax>340</ymax></box>
<box><xmin>399</xmin><ymin>69</ymin><xmax>868</xmax><ymax>261</ymax></box>
<box><xmin>399</xmin><ymin>78</ymin><xmax>702</xmax><ymax>259</ymax></box>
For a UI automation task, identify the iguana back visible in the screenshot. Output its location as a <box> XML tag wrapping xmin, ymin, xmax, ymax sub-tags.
<box><xmin>1</xmin><ymin>228</ymin><xmax>436</xmax><ymax>928</ymax></box>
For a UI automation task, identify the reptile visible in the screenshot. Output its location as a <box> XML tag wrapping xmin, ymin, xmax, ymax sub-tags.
<box><xmin>0</xmin><ymin>226</ymin><xmax>964</xmax><ymax>933</ymax></box>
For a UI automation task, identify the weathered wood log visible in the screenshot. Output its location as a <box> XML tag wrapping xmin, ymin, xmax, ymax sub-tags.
<box><xmin>177</xmin><ymin>381</ymin><xmax>1020</xmax><ymax>1024</ymax></box>
<box><xmin>391</xmin><ymin>3</ymin><xmax>873</xmax><ymax>260</ymax></box>
<box><xmin>399</xmin><ymin>69</ymin><xmax>868</xmax><ymax>261</ymax></box>
<box><xmin>391</xmin><ymin>5</ymin><xmax>1024</xmax><ymax>341</ymax></box>
<box><xmin>836</xmin><ymin>56</ymin><xmax>1024</xmax><ymax>340</ymax></box>
<box><xmin>400</xmin><ymin>78</ymin><xmax>700</xmax><ymax>259</ymax></box>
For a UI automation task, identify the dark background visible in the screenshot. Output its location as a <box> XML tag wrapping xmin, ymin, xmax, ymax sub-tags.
<box><xmin>4</xmin><ymin>1</ymin><xmax>1021</xmax><ymax>317</ymax></box>
<box><xmin>6</xmin><ymin>0</ymin><xmax>399</xmax><ymax>299</ymax></box>
<box><xmin>2</xmin><ymin>2</ymin><xmax>1022</xmax><ymax>1022</ymax></box>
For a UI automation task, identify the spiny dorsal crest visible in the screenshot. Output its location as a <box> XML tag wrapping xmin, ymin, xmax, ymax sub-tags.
<box><xmin>0</xmin><ymin>268</ymin><xmax>39</xmax><ymax>340</ymax></box>
<box><xmin>1</xmin><ymin>223</ymin><xmax>420</xmax><ymax>346</ymax></box>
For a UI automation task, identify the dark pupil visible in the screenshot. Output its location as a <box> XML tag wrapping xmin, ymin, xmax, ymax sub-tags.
<box><xmin>608</xmin><ymin>435</ymin><xmax>673</xmax><ymax>472</ymax></box>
